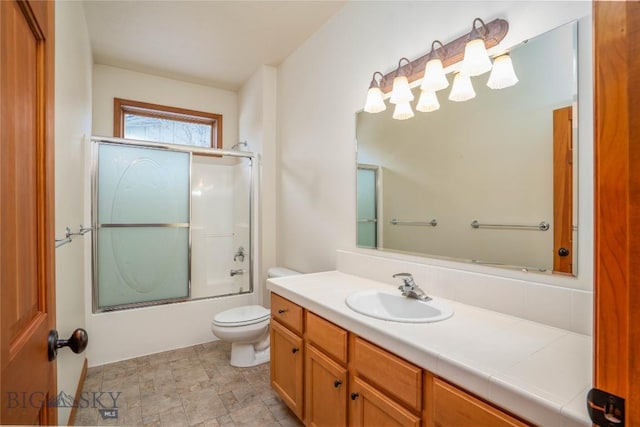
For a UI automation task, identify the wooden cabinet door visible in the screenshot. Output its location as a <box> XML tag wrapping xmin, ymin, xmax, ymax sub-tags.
<box><xmin>305</xmin><ymin>344</ymin><xmax>347</xmax><ymax>427</ymax></box>
<box><xmin>349</xmin><ymin>376</ymin><xmax>420</xmax><ymax>427</ymax></box>
<box><xmin>0</xmin><ymin>0</ymin><xmax>57</xmax><ymax>424</ymax></box>
<box><xmin>270</xmin><ymin>320</ymin><xmax>304</xmax><ymax>419</ymax></box>
<box><xmin>425</xmin><ymin>376</ymin><xmax>530</xmax><ymax>427</ymax></box>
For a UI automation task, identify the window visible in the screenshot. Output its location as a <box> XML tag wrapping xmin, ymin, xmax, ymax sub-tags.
<box><xmin>114</xmin><ymin>98</ymin><xmax>222</xmax><ymax>148</ymax></box>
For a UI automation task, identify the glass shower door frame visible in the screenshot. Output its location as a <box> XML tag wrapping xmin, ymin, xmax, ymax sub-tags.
<box><xmin>91</xmin><ymin>140</ymin><xmax>193</xmax><ymax>312</ymax></box>
<box><xmin>91</xmin><ymin>136</ymin><xmax>256</xmax><ymax>313</ymax></box>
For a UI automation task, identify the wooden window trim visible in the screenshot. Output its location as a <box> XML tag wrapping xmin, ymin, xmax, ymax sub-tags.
<box><xmin>113</xmin><ymin>98</ymin><xmax>223</xmax><ymax>148</ymax></box>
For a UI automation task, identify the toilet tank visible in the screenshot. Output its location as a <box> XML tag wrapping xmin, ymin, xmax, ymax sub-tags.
<box><xmin>267</xmin><ymin>267</ymin><xmax>300</xmax><ymax>279</ymax></box>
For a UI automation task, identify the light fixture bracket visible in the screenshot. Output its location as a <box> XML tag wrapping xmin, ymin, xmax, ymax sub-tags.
<box><xmin>379</xmin><ymin>18</ymin><xmax>508</xmax><ymax>93</ymax></box>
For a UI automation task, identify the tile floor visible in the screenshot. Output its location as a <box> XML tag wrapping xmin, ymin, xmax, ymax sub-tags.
<box><xmin>73</xmin><ymin>341</ymin><xmax>302</xmax><ymax>426</ymax></box>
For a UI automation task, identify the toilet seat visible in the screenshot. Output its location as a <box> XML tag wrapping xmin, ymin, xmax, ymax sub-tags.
<box><xmin>212</xmin><ymin>305</ymin><xmax>270</xmax><ymax>327</ymax></box>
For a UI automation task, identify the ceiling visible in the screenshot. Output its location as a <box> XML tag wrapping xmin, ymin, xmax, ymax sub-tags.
<box><xmin>82</xmin><ymin>1</ymin><xmax>346</xmax><ymax>91</ymax></box>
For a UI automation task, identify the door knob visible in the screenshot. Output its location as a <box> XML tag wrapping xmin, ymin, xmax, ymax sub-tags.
<box><xmin>48</xmin><ymin>328</ymin><xmax>88</xmax><ymax>361</ymax></box>
<box><xmin>558</xmin><ymin>247</ymin><xmax>570</xmax><ymax>257</ymax></box>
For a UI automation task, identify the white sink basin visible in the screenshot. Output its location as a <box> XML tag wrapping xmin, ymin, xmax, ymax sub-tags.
<box><xmin>345</xmin><ymin>290</ymin><xmax>453</xmax><ymax>323</ymax></box>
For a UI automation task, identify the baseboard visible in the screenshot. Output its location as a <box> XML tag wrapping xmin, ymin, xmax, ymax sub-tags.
<box><xmin>67</xmin><ymin>357</ymin><xmax>88</xmax><ymax>426</ymax></box>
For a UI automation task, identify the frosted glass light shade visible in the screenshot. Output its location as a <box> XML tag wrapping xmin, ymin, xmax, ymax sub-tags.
<box><xmin>420</xmin><ymin>59</ymin><xmax>449</xmax><ymax>92</ymax></box>
<box><xmin>390</xmin><ymin>75</ymin><xmax>414</xmax><ymax>104</ymax></box>
<box><xmin>416</xmin><ymin>91</ymin><xmax>440</xmax><ymax>113</ymax></box>
<box><xmin>364</xmin><ymin>87</ymin><xmax>386</xmax><ymax>113</ymax></box>
<box><xmin>487</xmin><ymin>54</ymin><xmax>519</xmax><ymax>89</ymax></box>
<box><xmin>461</xmin><ymin>38</ymin><xmax>493</xmax><ymax>77</ymax></box>
<box><xmin>448</xmin><ymin>73</ymin><xmax>476</xmax><ymax>102</ymax></box>
<box><xmin>392</xmin><ymin>102</ymin><xmax>414</xmax><ymax>120</ymax></box>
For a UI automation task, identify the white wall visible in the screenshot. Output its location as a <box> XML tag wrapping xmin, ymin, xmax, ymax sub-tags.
<box><xmin>239</xmin><ymin>66</ymin><xmax>279</xmax><ymax>306</ymax></box>
<box><xmin>92</xmin><ymin>64</ymin><xmax>238</xmax><ymax>149</ymax></box>
<box><xmin>277</xmin><ymin>2</ymin><xmax>593</xmax><ymax>291</ymax></box>
<box><xmin>54</xmin><ymin>1</ymin><xmax>93</xmax><ymax>424</ymax></box>
<box><xmin>87</xmin><ymin>66</ymin><xmax>254</xmax><ymax>366</ymax></box>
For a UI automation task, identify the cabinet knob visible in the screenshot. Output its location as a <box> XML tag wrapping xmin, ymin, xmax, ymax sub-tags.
<box><xmin>334</xmin><ymin>380</ymin><xmax>342</xmax><ymax>388</ymax></box>
<box><xmin>350</xmin><ymin>392</ymin><xmax>360</xmax><ymax>400</ymax></box>
<box><xmin>292</xmin><ymin>347</ymin><xmax>299</xmax><ymax>354</ymax></box>
<box><xmin>278</xmin><ymin>309</ymin><xmax>287</xmax><ymax>314</ymax></box>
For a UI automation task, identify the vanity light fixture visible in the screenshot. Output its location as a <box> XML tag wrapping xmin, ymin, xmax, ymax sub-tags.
<box><xmin>389</xmin><ymin>58</ymin><xmax>414</xmax><ymax>104</ymax></box>
<box><xmin>363</xmin><ymin>17</ymin><xmax>511</xmax><ymax>118</ymax></box>
<box><xmin>420</xmin><ymin>41</ymin><xmax>449</xmax><ymax>93</ymax></box>
<box><xmin>448</xmin><ymin>73</ymin><xmax>476</xmax><ymax>102</ymax></box>
<box><xmin>393</xmin><ymin>101</ymin><xmax>415</xmax><ymax>120</ymax></box>
<box><xmin>416</xmin><ymin>90</ymin><xmax>440</xmax><ymax>113</ymax></box>
<box><xmin>363</xmin><ymin>72</ymin><xmax>387</xmax><ymax>113</ymax></box>
<box><xmin>461</xmin><ymin>18</ymin><xmax>493</xmax><ymax>77</ymax></box>
<box><xmin>486</xmin><ymin>53</ymin><xmax>519</xmax><ymax>89</ymax></box>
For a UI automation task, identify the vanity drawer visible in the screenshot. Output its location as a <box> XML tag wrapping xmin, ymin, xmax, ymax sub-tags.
<box><xmin>271</xmin><ymin>293</ymin><xmax>303</xmax><ymax>334</ymax></box>
<box><xmin>305</xmin><ymin>311</ymin><xmax>348</xmax><ymax>364</ymax></box>
<box><xmin>351</xmin><ymin>336</ymin><xmax>422</xmax><ymax>412</ymax></box>
<box><xmin>430</xmin><ymin>377</ymin><xmax>531</xmax><ymax>427</ymax></box>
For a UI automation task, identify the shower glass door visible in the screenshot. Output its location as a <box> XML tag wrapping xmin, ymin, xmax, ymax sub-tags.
<box><xmin>95</xmin><ymin>143</ymin><xmax>191</xmax><ymax>310</ymax></box>
<box><xmin>357</xmin><ymin>166</ymin><xmax>378</xmax><ymax>248</ymax></box>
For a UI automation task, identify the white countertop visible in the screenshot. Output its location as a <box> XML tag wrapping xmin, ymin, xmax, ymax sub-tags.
<box><xmin>267</xmin><ymin>271</ymin><xmax>592</xmax><ymax>427</ymax></box>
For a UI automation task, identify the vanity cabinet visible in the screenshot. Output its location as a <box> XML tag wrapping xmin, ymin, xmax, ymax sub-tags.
<box><xmin>269</xmin><ymin>292</ymin><xmax>532</xmax><ymax>427</ymax></box>
<box><xmin>270</xmin><ymin>296</ymin><xmax>304</xmax><ymax>419</ymax></box>
<box><xmin>305</xmin><ymin>311</ymin><xmax>349</xmax><ymax>426</ymax></box>
<box><xmin>305</xmin><ymin>344</ymin><xmax>348</xmax><ymax>426</ymax></box>
<box><xmin>349</xmin><ymin>335</ymin><xmax>422</xmax><ymax>427</ymax></box>
<box><xmin>350</xmin><ymin>376</ymin><xmax>421</xmax><ymax>427</ymax></box>
<box><xmin>423</xmin><ymin>372</ymin><xmax>530</xmax><ymax>427</ymax></box>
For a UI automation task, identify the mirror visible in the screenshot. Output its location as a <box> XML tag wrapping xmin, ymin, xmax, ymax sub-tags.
<box><xmin>356</xmin><ymin>21</ymin><xmax>578</xmax><ymax>275</ymax></box>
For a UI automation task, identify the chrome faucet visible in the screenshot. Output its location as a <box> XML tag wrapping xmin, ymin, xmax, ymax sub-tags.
<box><xmin>392</xmin><ymin>273</ymin><xmax>431</xmax><ymax>301</ymax></box>
<box><xmin>233</xmin><ymin>246</ymin><xmax>245</xmax><ymax>262</ymax></box>
<box><xmin>230</xmin><ymin>269</ymin><xmax>244</xmax><ymax>277</ymax></box>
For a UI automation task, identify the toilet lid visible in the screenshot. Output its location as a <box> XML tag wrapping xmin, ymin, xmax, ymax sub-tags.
<box><xmin>212</xmin><ymin>305</ymin><xmax>270</xmax><ymax>327</ymax></box>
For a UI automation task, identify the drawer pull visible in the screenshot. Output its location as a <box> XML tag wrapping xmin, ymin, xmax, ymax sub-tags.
<box><xmin>350</xmin><ymin>392</ymin><xmax>360</xmax><ymax>400</ymax></box>
<box><xmin>278</xmin><ymin>309</ymin><xmax>287</xmax><ymax>314</ymax></box>
<box><xmin>334</xmin><ymin>380</ymin><xmax>342</xmax><ymax>388</ymax></box>
<box><xmin>292</xmin><ymin>347</ymin><xmax>300</xmax><ymax>354</ymax></box>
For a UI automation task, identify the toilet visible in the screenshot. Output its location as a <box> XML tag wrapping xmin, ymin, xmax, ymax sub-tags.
<box><xmin>211</xmin><ymin>267</ymin><xmax>299</xmax><ymax>367</ymax></box>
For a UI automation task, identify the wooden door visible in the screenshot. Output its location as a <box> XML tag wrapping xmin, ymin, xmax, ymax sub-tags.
<box><xmin>305</xmin><ymin>344</ymin><xmax>347</xmax><ymax>427</ymax></box>
<box><xmin>552</xmin><ymin>106</ymin><xmax>573</xmax><ymax>274</ymax></box>
<box><xmin>0</xmin><ymin>0</ymin><xmax>56</xmax><ymax>424</ymax></box>
<box><xmin>593</xmin><ymin>1</ymin><xmax>640</xmax><ymax>425</ymax></box>
<box><xmin>270</xmin><ymin>320</ymin><xmax>304</xmax><ymax>419</ymax></box>
<box><xmin>349</xmin><ymin>376</ymin><xmax>420</xmax><ymax>427</ymax></box>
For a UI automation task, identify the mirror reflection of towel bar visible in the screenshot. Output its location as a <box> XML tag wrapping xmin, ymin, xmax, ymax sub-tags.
<box><xmin>470</xmin><ymin>220</ymin><xmax>549</xmax><ymax>231</ymax></box>
<box><xmin>390</xmin><ymin>219</ymin><xmax>437</xmax><ymax>227</ymax></box>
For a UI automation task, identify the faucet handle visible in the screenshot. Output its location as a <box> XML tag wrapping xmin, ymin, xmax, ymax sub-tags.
<box><xmin>392</xmin><ymin>272</ymin><xmax>415</xmax><ymax>287</ymax></box>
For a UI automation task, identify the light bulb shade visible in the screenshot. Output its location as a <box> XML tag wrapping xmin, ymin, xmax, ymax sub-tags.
<box><xmin>487</xmin><ymin>54</ymin><xmax>519</xmax><ymax>89</ymax></box>
<box><xmin>416</xmin><ymin>91</ymin><xmax>440</xmax><ymax>113</ymax></box>
<box><xmin>461</xmin><ymin>38</ymin><xmax>493</xmax><ymax>77</ymax></box>
<box><xmin>389</xmin><ymin>75</ymin><xmax>414</xmax><ymax>104</ymax></box>
<box><xmin>448</xmin><ymin>73</ymin><xmax>476</xmax><ymax>102</ymax></box>
<box><xmin>364</xmin><ymin>87</ymin><xmax>386</xmax><ymax>113</ymax></box>
<box><xmin>392</xmin><ymin>102</ymin><xmax>414</xmax><ymax>120</ymax></box>
<box><xmin>420</xmin><ymin>58</ymin><xmax>449</xmax><ymax>92</ymax></box>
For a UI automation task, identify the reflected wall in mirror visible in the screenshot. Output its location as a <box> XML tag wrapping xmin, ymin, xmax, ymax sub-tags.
<box><xmin>356</xmin><ymin>21</ymin><xmax>578</xmax><ymax>275</ymax></box>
